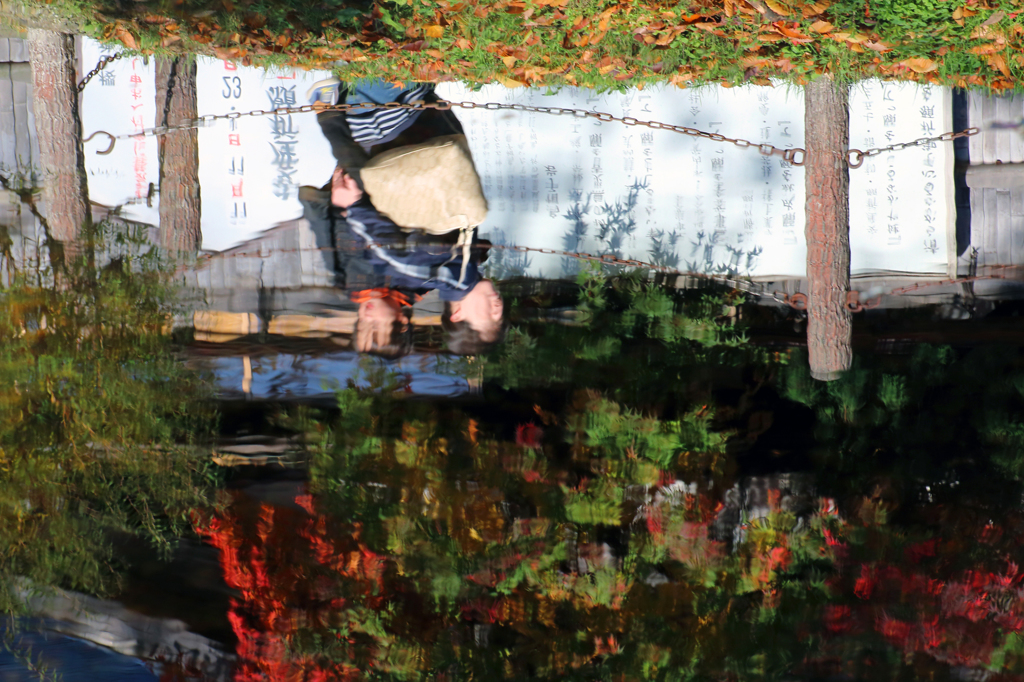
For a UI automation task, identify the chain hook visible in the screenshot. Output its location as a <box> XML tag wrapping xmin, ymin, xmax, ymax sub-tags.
<box><xmin>848</xmin><ymin>149</ymin><xmax>866</xmax><ymax>169</ymax></box>
<box><xmin>783</xmin><ymin>148</ymin><xmax>806</xmax><ymax>166</ymax></box>
<box><xmin>786</xmin><ymin>292</ymin><xmax>808</xmax><ymax>310</ymax></box>
<box><xmin>846</xmin><ymin>290</ymin><xmax>863</xmax><ymax>312</ymax></box>
<box><xmin>84</xmin><ymin>131</ymin><xmax>116</xmax><ymax>155</ymax></box>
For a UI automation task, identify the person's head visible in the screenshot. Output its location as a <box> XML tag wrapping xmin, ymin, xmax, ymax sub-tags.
<box><xmin>355</xmin><ymin>295</ymin><xmax>412</xmax><ymax>358</ymax></box>
<box><xmin>442</xmin><ymin>279</ymin><xmax>507</xmax><ymax>355</ymax></box>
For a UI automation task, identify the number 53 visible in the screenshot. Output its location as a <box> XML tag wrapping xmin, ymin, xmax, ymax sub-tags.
<box><xmin>222</xmin><ymin>76</ymin><xmax>242</xmax><ymax>99</ymax></box>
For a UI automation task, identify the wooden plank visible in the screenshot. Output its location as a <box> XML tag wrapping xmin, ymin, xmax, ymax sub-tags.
<box><xmin>8</xmin><ymin>38</ymin><xmax>28</xmax><ymax>63</ymax></box>
<box><xmin>969</xmin><ymin>187</ymin><xmax>981</xmax><ymax>255</ymax></box>
<box><xmin>1011</xmin><ymin>95</ymin><xmax>1024</xmax><ymax>164</ymax></box>
<box><xmin>983</xmin><ymin>96</ymin><xmax>997</xmax><ymax>165</ymax></box>
<box><xmin>12</xmin><ymin>78</ymin><xmax>33</xmax><ymax>173</ymax></box>
<box><xmin>1012</xmin><ymin>189</ymin><xmax>1024</xmax><ymax>217</ymax></box>
<box><xmin>1011</xmin><ymin>213</ymin><xmax>1024</xmax><ymax>266</ymax></box>
<box><xmin>23</xmin><ymin>69</ymin><xmax>38</xmax><ymax>174</ymax></box>
<box><xmin>0</xmin><ymin>65</ymin><xmax>16</xmax><ymax>175</ymax></box>
<box><xmin>970</xmin><ymin>187</ymin><xmax>990</xmax><ymax>266</ymax></box>
<box><xmin>969</xmin><ymin>92</ymin><xmax>985</xmax><ymax>162</ymax></box>
<box><xmin>996</xmin><ymin>95</ymin><xmax>1012</xmax><ymax>163</ymax></box>
<box><xmin>984</xmin><ymin>188</ymin><xmax>999</xmax><ymax>265</ymax></box>
<box><xmin>997</xmin><ymin>189</ymin><xmax>1012</xmax><ymax>266</ymax></box>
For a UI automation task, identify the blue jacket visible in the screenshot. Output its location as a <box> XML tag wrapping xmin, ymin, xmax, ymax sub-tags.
<box><xmin>345</xmin><ymin>198</ymin><xmax>481</xmax><ymax>302</ymax></box>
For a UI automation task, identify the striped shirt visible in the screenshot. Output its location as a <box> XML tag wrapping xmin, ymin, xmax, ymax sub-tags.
<box><xmin>347</xmin><ymin>84</ymin><xmax>432</xmax><ymax>146</ymax></box>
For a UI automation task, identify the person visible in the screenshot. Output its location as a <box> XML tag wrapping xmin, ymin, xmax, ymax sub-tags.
<box><xmin>329</xmin><ymin>168</ymin><xmax>506</xmax><ymax>349</ymax></box>
<box><xmin>298</xmin><ymin>176</ymin><xmax>413</xmax><ymax>358</ymax></box>
<box><xmin>309</xmin><ymin>79</ymin><xmax>507</xmax><ymax>353</ymax></box>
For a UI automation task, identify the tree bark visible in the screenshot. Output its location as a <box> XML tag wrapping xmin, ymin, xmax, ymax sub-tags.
<box><xmin>28</xmin><ymin>29</ymin><xmax>89</xmax><ymax>243</ymax></box>
<box><xmin>156</xmin><ymin>56</ymin><xmax>202</xmax><ymax>255</ymax></box>
<box><xmin>804</xmin><ymin>76</ymin><xmax>852</xmax><ymax>382</ymax></box>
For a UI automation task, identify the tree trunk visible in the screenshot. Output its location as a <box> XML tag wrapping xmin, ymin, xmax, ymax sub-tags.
<box><xmin>28</xmin><ymin>29</ymin><xmax>89</xmax><ymax>243</ymax></box>
<box><xmin>155</xmin><ymin>56</ymin><xmax>201</xmax><ymax>254</ymax></box>
<box><xmin>804</xmin><ymin>76</ymin><xmax>852</xmax><ymax>382</ymax></box>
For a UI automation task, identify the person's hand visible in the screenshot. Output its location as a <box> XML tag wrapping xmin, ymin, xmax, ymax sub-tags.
<box><xmin>331</xmin><ymin>167</ymin><xmax>363</xmax><ymax>208</ymax></box>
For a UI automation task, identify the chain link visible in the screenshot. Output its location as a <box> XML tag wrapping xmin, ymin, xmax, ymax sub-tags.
<box><xmin>848</xmin><ymin>127</ymin><xmax>980</xmax><ymax>168</ymax></box>
<box><xmin>195</xmin><ymin>241</ymin><xmax>790</xmax><ymax>304</ymax></box>
<box><xmin>77</xmin><ymin>52</ymin><xmax>125</xmax><ymax>93</ymax></box>
<box><xmin>190</xmin><ymin>242</ymin><xmax>1020</xmax><ymax>310</ymax></box>
<box><xmin>83</xmin><ymin>96</ymin><xmax>979</xmax><ymax>168</ymax></box>
<box><xmin>84</xmin><ymin>98</ymin><xmax>810</xmax><ymax>163</ymax></box>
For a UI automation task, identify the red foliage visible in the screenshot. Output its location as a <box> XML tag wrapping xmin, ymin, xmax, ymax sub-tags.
<box><xmin>827</xmin><ymin>524</ymin><xmax>1024</xmax><ymax>669</ymax></box>
<box><xmin>195</xmin><ymin>494</ymin><xmax>388</xmax><ymax>681</ymax></box>
<box><xmin>515</xmin><ymin>423</ymin><xmax>544</xmax><ymax>449</ymax></box>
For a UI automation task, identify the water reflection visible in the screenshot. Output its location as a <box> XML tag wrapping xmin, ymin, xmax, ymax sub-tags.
<box><xmin>6</xmin><ymin>23</ymin><xmax>1024</xmax><ymax>682</ymax></box>
<box><xmin>199</xmin><ymin>349</ymin><xmax>1024</xmax><ymax>680</ymax></box>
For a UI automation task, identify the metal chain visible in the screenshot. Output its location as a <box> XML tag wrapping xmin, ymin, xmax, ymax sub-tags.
<box><xmin>190</xmin><ymin>242</ymin><xmax>1016</xmax><ymax>310</ymax></box>
<box><xmin>196</xmin><ymin>241</ymin><xmax>791</xmax><ymax>304</ymax></box>
<box><xmin>85</xmin><ymin>99</ymin><xmax>811</xmax><ymax>162</ymax></box>
<box><xmin>848</xmin><ymin>127</ymin><xmax>980</xmax><ymax>168</ymax></box>
<box><xmin>83</xmin><ymin>97</ymin><xmax>981</xmax><ymax>167</ymax></box>
<box><xmin>77</xmin><ymin>52</ymin><xmax>125</xmax><ymax>93</ymax></box>
<box><xmin>160</xmin><ymin>57</ymin><xmax>179</xmax><ymax>130</ymax></box>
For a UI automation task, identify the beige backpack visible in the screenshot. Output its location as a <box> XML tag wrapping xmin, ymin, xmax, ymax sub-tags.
<box><xmin>360</xmin><ymin>134</ymin><xmax>487</xmax><ymax>285</ymax></box>
<box><xmin>359</xmin><ymin>134</ymin><xmax>488</xmax><ymax>235</ymax></box>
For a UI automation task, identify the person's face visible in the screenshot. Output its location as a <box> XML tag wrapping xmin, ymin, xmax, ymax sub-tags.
<box><xmin>449</xmin><ymin>280</ymin><xmax>504</xmax><ymax>340</ymax></box>
<box><xmin>356</xmin><ymin>298</ymin><xmax>408</xmax><ymax>353</ymax></box>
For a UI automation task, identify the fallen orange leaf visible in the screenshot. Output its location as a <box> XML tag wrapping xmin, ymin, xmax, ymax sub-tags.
<box><xmin>899</xmin><ymin>57</ymin><xmax>939</xmax><ymax>73</ymax></box>
<box><xmin>655</xmin><ymin>30</ymin><xmax>682</xmax><ymax>46</ymax></box>
<box><xmin>809</xmin><ymin>20</ymin><xmax>833</xmax><ymax>33</ymax></box>
<box><xmin>114</xmin><ymin>25</ymin><xmax>138</xmax><ymax>50</ymax></box>
<box><xmin>970</xmin><ymin>24</ymin><xmax>998</xmax><ymax>39</ymax></box>
<box><xmin>987</xmin><ymin>52</ymin><xmax>1011</xmax><ymax>76</ymax></box>
<box><xmin>970</xmin><ymin>42</ymin><xmax>1004</xmax><ymax>54</ymax></box>
<box><xmin>424</xmin><ymin>25</ymin><xmax>444</xmax><ymax>38</ymax></box>
<box><xmin>214</xmin><ymin>46</ymin><xmax>242</xmax><ymax>60</ymax></box>
<box><xmin>802</xmin><ymin>0</ymin><xmax>831</xmax><ymax>17</ymax></box>
<box><xmin>774</xmin><ymin>22</ymin><xmax>814</xmax><ymax>42</ymax></box>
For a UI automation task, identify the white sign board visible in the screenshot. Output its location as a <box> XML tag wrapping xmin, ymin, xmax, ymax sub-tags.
<box><xmin>81</xmin><ymin>39</ymin><xmax>161</xmax><ymax>227</ymax></box>
<box><xmin>194</xmin><ymin>59</ymin><xmax>337</xmax><ymax>251</ymax></box>
<box><xmin>848</xmin><ymin>82</ymin><xmax>953</xmax><ymax>275</ymax></box>
<box><xmin>436</xmin><ymin>80</ymin><xmax>953</xmax><ymax>278</ymax></box>
<box><xmin>81</xmin><ymin>39</ymin><xmax>338</xmax><ymax>251</ymax></box>
<box><xmin>79</xmin><ymin>39</ymin><xmax>952</xmax><ymax>277</ymax></box>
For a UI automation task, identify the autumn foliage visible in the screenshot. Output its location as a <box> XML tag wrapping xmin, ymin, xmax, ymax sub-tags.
<box><xmin>195</xmin><ymin>389</ymin><xmax>1024</xmax><ymax>680</ymax></box>
<box><xmin>46</xmin><ymin>0</ymin><xmax>1024</xmax><ymax>90</ymax></box>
